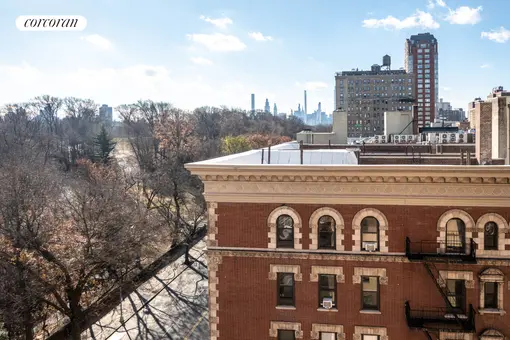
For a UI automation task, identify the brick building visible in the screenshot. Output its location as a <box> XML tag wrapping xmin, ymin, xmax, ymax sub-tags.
<box><xmin>186</xmin><ymin>104</ymin><xmax>510</xmax><ymax>340</ymax></box>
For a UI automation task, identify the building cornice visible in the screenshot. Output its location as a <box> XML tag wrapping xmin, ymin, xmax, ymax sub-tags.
<box><xmin>186</xmin><ymin>165</ymin><xmax>510</xmax><ymax>206</ymax></box>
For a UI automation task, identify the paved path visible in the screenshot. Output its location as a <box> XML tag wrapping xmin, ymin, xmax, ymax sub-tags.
<box><xmin>82</xmin><ymin>241</ymin><xmax>209</xmax><ymax>340</ymax></box>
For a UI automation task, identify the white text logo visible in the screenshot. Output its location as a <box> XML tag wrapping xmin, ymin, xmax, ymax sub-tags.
<box><xmin>16</xmin><ymin>15</ymin><xmax>87</xmax><ymax>31</ymax></box>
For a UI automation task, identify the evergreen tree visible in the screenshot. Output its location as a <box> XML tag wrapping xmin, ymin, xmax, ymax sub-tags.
<box><xmin>93</xmin><ymin>125</ymin><xmax>116</xmax><ymax>164</ymax></box>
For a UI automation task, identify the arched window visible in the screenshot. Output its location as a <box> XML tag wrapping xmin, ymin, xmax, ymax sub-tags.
<box><xmin>277</xmin><ymin>215</ymin><xmax>294</xmax><ymax>248</ymax></box>
<box><xmin>318</xmin><ymin>215</ymin><xmax>336</xmax><ymax>249</ymax></box>
<box><xmin>484</xmin><ymin>222</ymin><xmax>499</xmax><ymax>250</ymax></box>
<box><xmin>361</xmin><ymin>217</ymin><xmax>379</xmax><ymax>251</ymax></box>
<box><xmin>446</xmin><ymin>218</ymin><xmax>466</xmax><ymax>252</ymax></box>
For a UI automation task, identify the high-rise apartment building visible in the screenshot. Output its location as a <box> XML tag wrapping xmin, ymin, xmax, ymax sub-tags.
<box><xmin>405</xmin><ymin>33</ymin><xmax>439</xmax><ymax>128</ymax></box>
<box><xmin>264</xmin><ymin>98</ymin><xmax>270</xmax><ymax>113</ymax></box>
<box><xmin>335</xmin><ymin>60</ymin><xmax>414</xmax><ymax>138</ymax></box>
<box><xmin>99</xmin><ymin>104</ymin><xmax>113</xmax><ymax>126</ymax></box>
<box><xmin>251</xmin><ymin>93</ymin><xmax>255</xmax><ymax>113</ymax></box>
<box><xmin>273</xmin><ymin>103</ymin><xmax>278</xmax><ymax>116</ymax></box>
<box><xmin>468</xmin><ymin>97</ymin><xmax>483</xmax><ymax>129</ymax></box>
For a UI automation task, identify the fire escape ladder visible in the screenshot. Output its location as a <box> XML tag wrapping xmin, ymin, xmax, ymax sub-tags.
<box><xmin>423</xmin><ymin>262</ymin><xmax>464</xmax><ymax>329</ymax></box>
<box><xmin>423</xmin><ymin>330</ymin><xmax>433</xmax><ymax>340</ymax></box>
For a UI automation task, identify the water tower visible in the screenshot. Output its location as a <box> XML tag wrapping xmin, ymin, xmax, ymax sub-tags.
<box><xmin>382</xmin><ymin>55</ymin><xmax>391</xmax><ymax>70</ymax></box>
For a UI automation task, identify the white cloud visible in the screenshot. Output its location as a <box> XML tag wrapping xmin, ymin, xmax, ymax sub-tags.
<box><xmin>190</xmin><ymin>57</ymin><xmax>213</xmax><ymax>65</ymax></box>
<box><xmin>427</xmin><ymin>0</ymin><xmax>435</xmax><ymax>9</ymax></box>
<box><xmin>436</xmin><ymin>0</ymin><xmax>447</xmax><ymax>8</ymax></box>
<box><xmin>480</xmin><ymin>64</ymin><xmax>490</xmax><ymax>69</ymax></box>
<box><xmin>362</xmin><ymin>10</ymin><xmax>440</xmax><ymax>30</ymax></box>
<box><xmin>248</xmin><ymin>32</ymin><xmax>273</xmax><ymax>42</ymax></box>
<box><xmin>187</xmin><ymin>33</ymin><xmax>246</xmax><ymax>52</ymax></box>
<box><xmin>481</xmin><ymin>27</ymin><xmax>510</xmax><ymax>43</ymax></box>
<box><xmin>442</xmin><ymin>86</ymin><xmax>451</xmax><ymax>91</ymax></box>
<box><xmin>199</xmin><ymin>15</ymin><xmax>232</xmax><ymax>29</ymax></box>
<box><xmin>296</xmin><ymin>81</ymin><xmax>328</xmax><ymax>91</ymax></box>
<box><xmin>446</xmin><ymin>6</ymin><xmax>482</xmax><ymax>25</ymax></box>
<box><xmin>80</xmin><ymin>34</ymin><xmax>112</xmax><ymax>49</ymax></box>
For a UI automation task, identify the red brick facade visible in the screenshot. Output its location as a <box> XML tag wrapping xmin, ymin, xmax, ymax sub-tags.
<box><xmin>212</xmin><ymin>203</ymin><xmax>510</xmax><ymax>339</ymax></box>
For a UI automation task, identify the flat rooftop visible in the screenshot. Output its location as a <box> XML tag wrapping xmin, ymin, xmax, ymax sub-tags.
<box><xmin>191</xmin><ymin>142</ymin><xmax>359</xmax><ymax>165</ymax></box>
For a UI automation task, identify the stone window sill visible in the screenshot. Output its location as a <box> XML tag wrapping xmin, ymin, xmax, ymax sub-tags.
<box><xmin>360</xmin><ymin>309</ymin><xmax>382</xmax><ymax>314</ymax></box>
<box><xmin>317</xmin><ymin>307</ymin><xmax>338</xmax><ymax>312</ymax></box>
<box><xmin>276</xmin><ymin>305</ymin><xmax>296</xmax><ymax>310</ymax></box>
<box><xmin>479</xmin><ymin>308</ymin><xmax>506</xmax><ymax>315</ymax></box>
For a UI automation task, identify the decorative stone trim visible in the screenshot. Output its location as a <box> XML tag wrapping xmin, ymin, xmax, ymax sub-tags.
<box><xmin>475</xmin><ymin>213</ymin><xmax>510</xmax><ymax>256</ymax></box>
<box><xmin>310</xmin><ymin>266</ymin><xmax>345</xmax><ymax>283</ymax></box>
<box><xmin>353</xmin><ymin>326</ymin><xmax>388</xmax><ymax>340</ymax></box>
<box><xmin>268</xmin><ymin>264</ymin><xmax>302</xmax><ymax>281</ymax></box>
<box><xmin>353</xmin><ymin>268</ymin><xmax>388</xmax><ymax>285</ymax></box>
<box><xmin>267</xmin><ymin>206</ymin><xmax>303</xmax><ymax>249</ymax></box>
<box><xmin>207</xmin><ymin>248</ymin><xmax>510</xmax><ymax>266</ymax></box>
<box><xmin>207</xmin><ymin>202</ymin><xmax>218</xmax><ymax>247</ymax></box>
<box><xmin>269</xmin><ymin>321</ymin><xmax>303</xmax><ymax>338</ymax></box>
<box><xmin>311</xmin><ymin>324</ymin><xmax>345</xmax><ymax>340</ymax></box>
<box><xmin>208</xmin><ymin>255</ymin><xmax>222</xmax><ymax>340</ymax></box>
<box><xmin>309</xmin><ymin>207</ymin><xmax>345</xmax><ymax>250</ymax></box>
<box><xmin>479</xmin><ymin>268</ymin><xmax>505</xmax><ymax>315</ymax></box>
<box><xmin>480</xmin><ymin>329</ymin><xmax>506</xmax><ymax>339</ymax></box>
<box><xmin>352</xmin><ymin>208</ymin><xmax>389</xmax><ymax>252</ymax></box>
<box><xmin>437</xmin><ymin>209</ymin><xmax>475</xmax><ymax>254</ymax></box>
<box><xmin>439</xmin><ymin>270</ymin><xmax>474</xmax><ymax>288</ymax></box>
<box><xmin>439</xmin><ymin>332</ymin><xmax>473</xmax><ymax>340</ymax></box>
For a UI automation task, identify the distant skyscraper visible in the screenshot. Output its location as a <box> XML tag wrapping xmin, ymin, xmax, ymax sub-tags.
<box><xmin>251</xmin><ymin>93</ymin><xmax>255</xmax><ymax>113</ymax></box>
<box><xmin>264</xmin><ymin>98</ymin><xmax>270</xmax><ymax>113</ymax></box>
<box><xmin>304</xmin><ymin>90</ymin><xmax>308</xmax><ymax>115</ymax></box>
<box><xmin>99</xmin><ymin>104</ymin><xmax>113</xmax><ymax>126</ymax></box>
<box><xmin>273</xmin><ymin>103</ymin><xmax>278</xmax><ymax>116</ymax></box>
<box><xmin>405</xmin><ymin>32</ymin><xmax>438</xmax><ymax>128</ymax></box>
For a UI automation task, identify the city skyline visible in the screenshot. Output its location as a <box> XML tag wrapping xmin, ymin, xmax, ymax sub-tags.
<box><xmin>0</xmin><ymin>0</ymin><xmax>509</xmax><ymax>115</ymax></box>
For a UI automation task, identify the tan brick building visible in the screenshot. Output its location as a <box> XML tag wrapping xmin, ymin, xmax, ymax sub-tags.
<box><xmin>187</xmin><ymin>122</ymin><xmax>510</xmax><ymax>340</ymax></box>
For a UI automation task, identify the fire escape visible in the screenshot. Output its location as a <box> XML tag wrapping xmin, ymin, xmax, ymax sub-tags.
<box><xmin>405</xmin><ymin>236</ymin><xmax>477</xmax><ymax>339</ymax></box>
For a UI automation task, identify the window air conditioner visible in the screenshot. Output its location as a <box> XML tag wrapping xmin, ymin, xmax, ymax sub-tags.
<box><xmin>322</xmin><ymin>298</ymin><xmax>334</xmax><ymax>309</ymax></box>
<box><xmin>363</xmin><ymin>242</ymin><xmax>378</xmax><ymax>252</ymax></box>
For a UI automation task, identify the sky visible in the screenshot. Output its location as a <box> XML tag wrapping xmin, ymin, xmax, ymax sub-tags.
<box><xmin>0</xmin><ymin>0</ymin><xmax>509</xmax><ymax>117</ymax></box>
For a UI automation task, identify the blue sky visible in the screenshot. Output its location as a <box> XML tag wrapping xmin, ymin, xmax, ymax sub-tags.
<box><xmin>0</xmin><ymin>0</ymin><xmax>509</xmax><ymax>116</ymax></box>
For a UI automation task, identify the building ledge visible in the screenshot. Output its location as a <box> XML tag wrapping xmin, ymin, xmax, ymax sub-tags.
<box><xmin>360</xmin><ymin>309</ymin><xmax>382</xmax><ymax>314</ymax></box>
<box><xmin>478</xmin><ymin>308</ymin><xmax>506</xmax><ymax>315</ymax></box>
<box><xmin>317</xmin><ymin>308</ymin><xmax>338</xmax><ymax>312</ymax></box>
<box><xmin>276</xmin><ymin>305</ymin><xmax>296</xmax><ymax>310</ymax></box>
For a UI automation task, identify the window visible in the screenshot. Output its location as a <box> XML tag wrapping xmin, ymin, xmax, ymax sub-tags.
<box><xmin>278</xmin><ymin>330</ymin><xmax>295</xmax><ymax>340</ymax></box>
<box><xmin>446</xmin><ymin>279</ymin><xmax>466</xmax><ymax>312</ymax></box>
<box><xmin>484</xmin><ymin>222</ymin><xmax>498</xmax><ymax>250</ymax></box>
<box><xmin>278</xmin><ymin>273</ymin><xmax>295</xmax><ymax>306</ymax></box>
<box><xmin>446</xmin><ymin>218</ymin><xmax>466</xmax><ymax>252</ymax></box>
<box><xmin>362</xmin><ymin>336</ymin><xmax>380</xmax><ymax>340</ymax></box>
<box><xmin>277</xmin><ymin>215</ymin><xmax>294</xmax><ymax>248</ymax></box>
<box><xmin>361</xmin><ymin>276</ymin><xmax>379</xmax><ymax>310</ymax></box>
<box><xmin>318</xmin><ymin>215</ymin><xmax>336</xmax><ymax>249</ymax></box>
<box><xmin>320</xmin><ymin>333</ymin><xmax>336</xmax><ymax>340</ymax></box>
<box><xmin>319</xmin><ymin>274</ymin><xmax>336</xmax><ymax>308</ymax></box>
<box><xmin>484</xmin><ymin>282</ymin><xmax>498</xmax><ymax>309</ymax></box>
<box><xmin>361</xmin><ymin>217</ymin><xmax>379</xmax><ymax>251</ymax></box>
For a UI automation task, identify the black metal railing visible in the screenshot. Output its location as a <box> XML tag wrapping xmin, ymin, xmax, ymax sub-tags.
<box><xmin>405</xmin><ymin>301</ymin><xmax>475</xmax><ymax>332</ymax></box>
<box><xmin>405</xmin><ymin>237</ymin><xmax>476</xmax><ymax>262</ymax></box>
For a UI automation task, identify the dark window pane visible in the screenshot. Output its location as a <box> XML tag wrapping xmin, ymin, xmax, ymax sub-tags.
<box><xmin>278</xmin><ymin>330</ymin><xmax>295</xmax><ymax>340</ymax></box>
<box><xmin>484</xmin><ymin>222</ymin><xmax>498</xmax><ymax>250</ymax></box>
<box><xmin>446</xmin><ymin>279</ymin><xmax>465</xmax><ymax>311</ymax></box>
<box><xmin>318</xmin><ymin>215</ymin><xmax>336</xmax><ymax>249</ymax></box>
<box><xmin>319</xmin><ymin>274</ymin><xmax>336</xmax><ymax>307</ymax></box>
<box><xmin>446</xmin><ymin>218</ymin><xmax>466</xmax><ymax>251</ymax></box>
<box><xmin>277</xmin><ymin>215</ymin><xmax>294</xmax><ymax>248</ymax></box>
<box><xmin>361</xmin><ymin>217</ymin><xmax>379</xmax><ymax>251</ymax></box>
<box><xmin>361</xmin><ymin>276</ymin><xmax>379</xmax><ymax>310</ymax></box>
<box><xmin>484</xmin><ymin>282</ymin><xmax>498</xmax><ymax>309</ymax></box>
<box><xmin>278</xmin><ymin>273</ymin><xmax>294</xmax><ymax>306</ymax></box>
